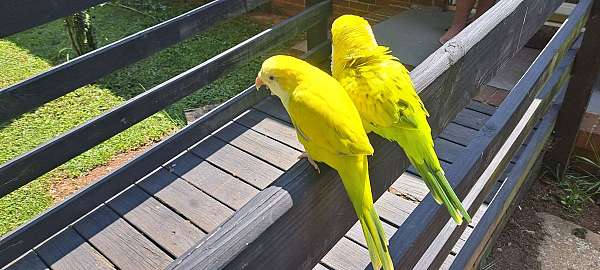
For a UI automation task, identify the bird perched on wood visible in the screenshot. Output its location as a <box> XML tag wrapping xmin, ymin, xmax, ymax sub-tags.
<box><xmin>256</xmin><ymin>55</ymin><xmax>393</xmax><ymax>270</ymax></box>
<box><xmin>330</xmin><ymin>15</ymin><xmax>471</xmax><ymax>225</ymax></box>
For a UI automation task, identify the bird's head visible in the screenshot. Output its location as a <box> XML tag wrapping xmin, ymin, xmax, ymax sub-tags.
<box><xmin>256</xmin><ymin>55</ymin><xmax>312</xmax><ymax>104</ymax></box>
<box><xmin>331</xmin><ymin>15</ymin><xmax>378</xmax><ymax>52</ymax></box>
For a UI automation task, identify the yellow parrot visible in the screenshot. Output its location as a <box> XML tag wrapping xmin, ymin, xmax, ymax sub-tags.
<box><xmin>256</xmin><ymin>55</ymin><xmax>393</xmax><ymax>270</ymax></box>
<box><xmin>330</xmin><ymin>15</ymin><xmax>471</xmax><ymax>224</ymax></box>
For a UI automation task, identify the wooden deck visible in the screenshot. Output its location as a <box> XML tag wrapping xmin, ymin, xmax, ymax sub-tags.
<box><xmin>4</xmin><ymin>0</ymin><xmax>577</xmax><ymax>268</ymax></box>
<box><xmin>6</xmin><ymin>70</ymin><xmax>528</xmax><ymax>270</ymax></box>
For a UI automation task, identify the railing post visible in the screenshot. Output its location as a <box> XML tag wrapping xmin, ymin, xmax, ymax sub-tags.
<box><xmin>305</xmin><ymin>0</ymin><xmax>330</xmax><ymax>53</ymax></box>
<box><xmin>545</xmin><ymin>0</ymin><xmax>600</xmax><ymax>177</ymax></box>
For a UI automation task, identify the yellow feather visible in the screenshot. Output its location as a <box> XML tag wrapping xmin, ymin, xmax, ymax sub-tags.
<box><xmin>258</xmin><ymin>55</ymin><xmax>393</xmax><ymax>270</ymax></box>
<box><xmin>331</xmin><ymin>15</ymin><xmax>471</xmax><ymax>225</ymax></box>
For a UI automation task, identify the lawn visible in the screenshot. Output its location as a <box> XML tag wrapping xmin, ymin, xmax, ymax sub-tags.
<box><xmin>0</xmin><ymin>0</ymin><xmax>267</xmax><ymax>236</ymax></box>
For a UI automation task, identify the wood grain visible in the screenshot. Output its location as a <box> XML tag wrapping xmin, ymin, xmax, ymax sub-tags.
<box><xmin>36</xmin><ymin>228</ymin><xmax>114</xmax><ymax>270</ymax></box>
<box><xmin>137</xmin><ymin>168</ymin><xmax>233</xmax><ymax>232</ymax></box>
<box><xmin>168</xmin><ymin>152</ymin><xmax>259</xmax><ymax>210</ymax></box>
<box><xmin>107</xmin><ymin>185</ymin><xmax>204</xmax><ymax>257</ymax></box>
<box><xmin>73</xmin><ymin>206</ymin><xmax>172</xmax><ymax>270</ymax></box>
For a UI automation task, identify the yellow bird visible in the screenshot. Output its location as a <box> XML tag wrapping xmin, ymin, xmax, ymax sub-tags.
<box><xmin>331</xmin><ymin>15</ymin><xmax>471</xmax><ymax>224</ymax></box>
<box><xmin>256</xmin><ymin>55</ymin><xmax>393</xmax><ymax>270</ymax></box>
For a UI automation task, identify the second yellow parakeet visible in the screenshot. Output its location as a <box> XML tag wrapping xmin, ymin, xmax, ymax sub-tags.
<box><xmin>331</xmin><ymin>15</ymin><xmax>471</xmax><ymax>224</ymax></box>
<box><xmin>256</xmin><ymin>55</ymin><xmax>393</xmax><ymax>270</ymax></box>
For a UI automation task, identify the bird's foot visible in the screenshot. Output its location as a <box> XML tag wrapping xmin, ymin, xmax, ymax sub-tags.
<box><xmin>298</xmin><ymin>152</ymin><xmax>320</xmax><ymax>174</ymax></box>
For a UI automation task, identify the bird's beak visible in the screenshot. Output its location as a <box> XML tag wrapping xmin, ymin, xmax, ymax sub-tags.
<box><xmin>255</xmin><ymin>76</ymin><xmax>264</xmax><ymax>90</ymax></box>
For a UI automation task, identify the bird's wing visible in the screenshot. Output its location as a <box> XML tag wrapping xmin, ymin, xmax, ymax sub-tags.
<box><xmin>339</xmin><ymin>46</ymin><xmax>429</xmax><ymax>130</ymax></box>
<box><xmin>288</xmin><ymin>83</ymin><xmax>373</xmax><ymax>156</ymax></box>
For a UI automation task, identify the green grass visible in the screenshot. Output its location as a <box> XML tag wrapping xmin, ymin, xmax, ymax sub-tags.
<box><xmin>549</xmin><ymin>145</ymin><xmax>600</xmax><ymax>215</ymax></box>
<box><xmin>0</xmin><ymin>0</ymin><xmax>267</xmax><ymax>235</ymax></box>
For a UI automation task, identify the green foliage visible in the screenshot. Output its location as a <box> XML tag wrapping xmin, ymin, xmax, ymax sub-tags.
<box><xmin>549</xmin><ymin>145</ymin><xmax>600</xmax><ymax>215</ymax></box>
<box><xmin>65</xmin><ymin>10</ymin><xmax>97</xmax><ymax>55</ymax></box>
<box><xmin>0</xmin><ymin>0</ymin><xmax>266</xmax><ymax>235</ymax></box>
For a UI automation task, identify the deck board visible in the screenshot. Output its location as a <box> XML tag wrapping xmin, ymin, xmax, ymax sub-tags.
<box><xmin>345</xmin><ymin>219</ymin><xmax>398</xmax><ymax>248</ymax></box>
<box><xmin>214</xmin><ymin>121</ymin><xmax>301</xmax><ymax>170</ymax></box>
<box><xmin>137</xmin><ymin>169</ymin><xmax>233</xmax><ymax>232</ymax></box>
<box><xmin>235</xmin><ymin>109</ymin><xmax>304</xmax><ymax>151</ymax></box>
<box><xmin>191</xmin><ymin>136</ymin><xmax>283</xmax><ymax>190</ymax></box>
<box><xmin>36</xmin><ymin>228</ymin><xmax>114</xmax><ymax>270</ymax></box>
<box><xmin>439</xmin><ymin>123</ymin><xmax>479</xmax><ymax>146</ymax></box>
<box><xmin>73</xmin><ymin>206</ymin><xmax>172</xmax><ymax>270</ymax></box>
<box><xmin>453</xmin><ymin>108</ymin><xmax>491</xmax><ymax>130</ymax></box>
<box><xmin>5</xmin><ymin>251</ymin><xmax>49</xmax><ymax>270</ymax></box>
<box><xmin>168</xmin><ymin>152</ymin><xmax>259</xmax><ymax>210</ymax></box>
<box><xmin>321</xmin><ymin>237</ymin><xmax>371</xmax><ymax>270</ymax></box>
<box><xmin>107</xmin><ymin>186</ymin><xmax>204</xmax><ymax>257</ymax></box>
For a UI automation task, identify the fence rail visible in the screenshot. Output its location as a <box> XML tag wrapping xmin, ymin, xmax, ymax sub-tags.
<box><xmin>0</xmin><ymin>1</ymin><xmax>332</xmax><ymax>265</ymax></box>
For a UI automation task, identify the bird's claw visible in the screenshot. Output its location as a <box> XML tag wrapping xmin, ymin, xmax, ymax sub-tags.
<box><xmin>298</xmin><ymin>152</ymin><xmax>320</xmax><ymax>174</ymax></box>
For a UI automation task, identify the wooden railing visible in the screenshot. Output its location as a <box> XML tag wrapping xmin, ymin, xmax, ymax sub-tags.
<box><xmin>166</xmin><ymin>1</ymin><xmax>581</xmax><ymax>269</ymax></box>
<box><xmin>0</xmin><ymin>0</ymin><xmax>331</xmax><ymax>266</ymax></box>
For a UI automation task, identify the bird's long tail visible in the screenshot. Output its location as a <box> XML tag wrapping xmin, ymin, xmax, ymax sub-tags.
<box><xmin>409</xmin><ymin>147</ymin><xmax>471</xmax><ymax>225</ymax></box>
<box><xmin>337</xmin><ymin>156</ymin><xmax>393</xmax><ymax>270</ymax></box>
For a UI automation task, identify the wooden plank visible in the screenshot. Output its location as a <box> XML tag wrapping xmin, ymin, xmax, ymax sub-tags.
<box><xmin>438</xmin><ymin>123</ymin><xmax>478</xmax><ymax>146</ymax></box>
<box><xmin>137</xmin><ymin>168</ymin><xmax>233</xmax><ymax>232</ymax></box>
<box><xmin>167</xmin><ymin>1</ymin><xmax>563</xmax><ymax>269</ymax></box>
<box><xmin>107</xmin><ymin>185</ymin><xmax>204</xmax><ymax>257</ymax></box>
<box><xmin>0</xmin><ymin>39</ymin><xmax>331</xmax><ymax>267</ymax></box>
<box><xmin>168</xmin><ymin>152</ymin><xmax>259</xmax><ymax>210</ymax></box>
<box><xmin>253</xmin><ymin>96</ymin><xmax>292</xmax><ymax>123</ymax></box>
<box><xmin>450</xmin><ymin>104</ymin><xmax>561</xmax><ymax>270</ymax></box>
<box><xmin>389</xmin><ymin>172</ymin><xmax>429</xmax><ymax>202</ymax></box>
<box><xmin>235</xmin><ymin>109</ymin><xmax>304</xmax><ymax>151</ymax></box>
<box><xmin>213</xmin><ymin>121</ymin><xmax>301</xmax><ymax>170</ymax></box>
<box><xmin>73</xmin><ymin>206</ymin><xmax>172</xmax><ymax>270</ymax></box>
<box><xmin>321</xmin><ymin>237</ymin><xmax>371</xmax><ymax>270</ymax></box>
<box><xmin>0</xmin><ymin>1</ymin><xmax>331</xmax><ymax>199</ymax></box>
<box><xmin>452</xmin><ymin>108</ymin><xmax>491</xmax><ymax>130</ymax></box>
<box><xmin>345</xmin><ymin>220</ymin><xmax>397</xmax><ymax>248</ymax></box>
<box><xmin>375</xmin><ymin>192</ymin><xmax>415</xmax><ymax>226</ymax></box>
<box><xmin>190</xmin><ymin>136</ymin><xmax>283</xmax><ymax>190</ymax></box>
<box><xmin>313</xmin><ymin>263</ymin><xmax>331</xmax><ymax>270</ymax></box>
<box><xmin>465</xmin><ymin>100</ymin><xmax>497</xmax><ymax>116</ymax></box>
<box><xmin>36</xmin><ymin>228</ymin><xmax>114</xmax><ymax>270</ymax></box>
<box><xmin>545</xmin><ymin>0</ymin><xmax>600</xmax><ymax>177</ymax></box>
<box><xmin>388</xmin><ymin>0</ymin><xmax>575</xmax><ymax>268</ymax></box>
<box><xmin>0</xmin><ymin>0</ymin><xmax>107</xmax><ymax>37</ymax></box>
<box><xmin>0</xmin><ymin>0</ymin><xmax>269</xmax><ymax>122</ymax></box>
<box><xmin>434</xmin><ymin>138</ymin><xmax>466</xmax><ymax>163</ymax></box>
<box><xmin>4</xmin><ymin>251</ymin><xmax>48</xmax><ymax>270</ymax></box>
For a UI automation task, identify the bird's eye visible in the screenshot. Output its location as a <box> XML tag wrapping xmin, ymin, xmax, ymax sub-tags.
<box><xmin>269</xmin><ymin>76</ymin><xmax>274</xmax><ymax>80</ymax></box>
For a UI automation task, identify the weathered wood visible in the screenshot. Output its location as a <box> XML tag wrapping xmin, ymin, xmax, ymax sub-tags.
<box><xmin>452</xmin><ymin>109</ymin><xmax>491</xmax><ymax>130</ymax></box>
<box><xmin>545</xmin><ymin>0</ymin><xmax>600</xmax><ymax>177</ymax></box>
<box><xmin>313</xmin><ymin>263</ymin><xmax>331</xmax><ymax>270</ymax></box>
<box><xmin>0</xmin><ymin>0</ymin><xmax>107</xmax><ymax>37</ymax></box>
<box><xmin>0</xmin><ymin>0</ymin><xmax>270</xmax><ymax>123</ymax></box>
<box><xmin>190</xmin><ymin>136</ymin><xmax>283</xmax><ymax>189</ymax></box>
<box><xmin>450</xmin><ymin>104</ymin><xmax>561</xmax><ymax>270</ymax></box>
<box><xmin>418</xmin><ymin>47</ymin><xmax>577</xmax><ymax>270</ymax></box>
<box><xmin>465</xmin><ymin>100</ymin><xmax>497</xmax><ymax>116</ymax></box>
<box><xmin>235</xmin><ymin>109</ymin><xmax>304</xmax><ymax>151</ymax></box>
<box><xmin>36</xmin><ymin>228</ymin><xmax>114</xmax><ymax>270</ymax></box>
<box><xmin>213</xmin><ymin>121</ymin><xmax>301</xmax><ymax>170</ymax></box>
<box><xmin>438</xmin><ymin>123</ymin><xmax>479</xmax><ymax>146</ymax></box>
<box><xmin>321</xmin><ymin>237</ymin><xmax>371</xmax><ymax>270</ymax></box>
<box><xmin>434</xmin><ymin>138</ymin><xmax>466</xmax><ymax>163</ymax></box>
<box><xmin>107</xmin><ymin>185</ymin><xmax>204</xmax><ymax>257</ymax></box>
<box><xmin>0</xmin><ymin>1</ymin><xmax>331</xmax><ymax>199</ymax></box>
<box><xmin>0</xmin><ymin>40</ymin><xmax>332</xmax><ymax>267</ymax></box>
<box><xmin>345</xmin><ymin>219</ymin><xmax>397</xmax><ymax>248</ymax></box>
<box><xmin>137</xmin><ymin>168</ymin><xmax>234</xmax><ymax>231</ymax></box>
<box><xmin>4</xmin><ymin>251</ymin><xmax>48</xmax><ymax>270</ymax></box>
<box><xmin>390</xmin><ymin>173</ymin><xmax>429</xmax><ymax>202</ymax></box>
<box><xmin>388</xmin><ymin>0</ymin><xmax>579</xmax><ymax>267</ymax></box>
<box><xmin>374</xmin><ymin>192</ymin><xmax>415</xmax><ymax>226</ymax></box>
<box><xmin>0</xmin><ymin>84</ymin><xmax>262</xmax><ymax>267</ymax></box>
<box><xmin>73</xmin><ymin>205</ymin><xmax>172</xmax><ymax>269</ymax></box>
<box><xmin>168</xmin><ymin>152</ymin><xmax>259</xmax><ymax>210</ymax></box>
